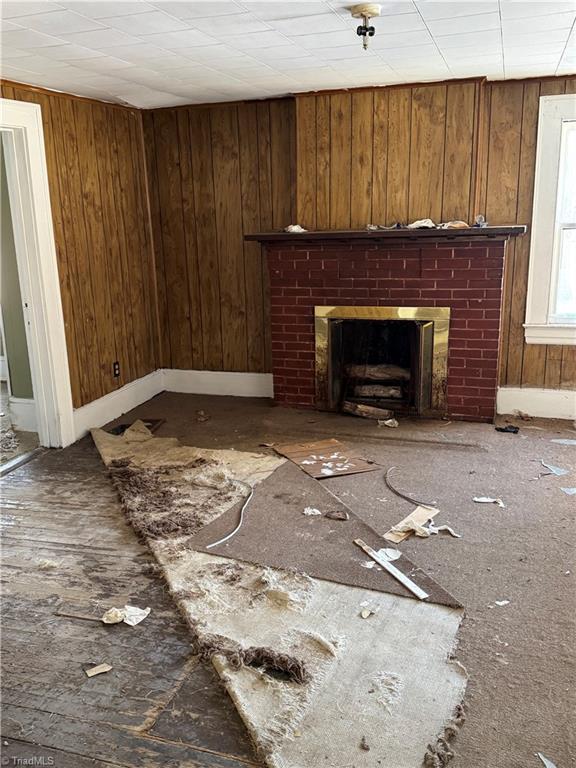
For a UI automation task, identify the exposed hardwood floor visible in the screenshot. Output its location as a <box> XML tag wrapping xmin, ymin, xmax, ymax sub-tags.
<box><xmin>0</xmin><ymin>438</ymin><xmax>260</xmax><ymax>767</ymax></box>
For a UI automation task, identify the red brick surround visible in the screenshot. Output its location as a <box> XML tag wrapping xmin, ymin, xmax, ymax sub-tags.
<box><xmin>266</xmin><ymin>239</ymin><xmax>507</xmax><ymax>422</ymax></box>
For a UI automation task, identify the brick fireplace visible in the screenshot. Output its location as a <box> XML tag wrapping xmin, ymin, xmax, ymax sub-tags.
<box><xmin>248</xmin><ymin>228</ymin><xmax>525</xmax><ymax>423</ymax></box>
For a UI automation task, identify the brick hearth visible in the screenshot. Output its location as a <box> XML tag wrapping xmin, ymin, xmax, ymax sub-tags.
<box><xmin>264</xmin><ymin>237</ymin><xmax>511</xmax><ymax>422</ymax></box>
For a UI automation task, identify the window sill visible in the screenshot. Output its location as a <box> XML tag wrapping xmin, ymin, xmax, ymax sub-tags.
<box><xmin>524</xmin><ymin>323</ymin><xmax>576</xmax><ymax>345</ymax></box>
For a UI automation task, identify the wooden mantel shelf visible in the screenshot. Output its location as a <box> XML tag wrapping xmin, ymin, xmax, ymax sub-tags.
<box><xmin>245</xmin><ymin>226</ymin><xmax>526</xmax><ymax>244</ymax></box>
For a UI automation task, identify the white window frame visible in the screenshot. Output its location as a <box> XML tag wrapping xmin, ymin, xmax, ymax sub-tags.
<box><xmin>525</xmin><ymin>94</ymin><xmax>576</xmax><ymax>346</ymax></box>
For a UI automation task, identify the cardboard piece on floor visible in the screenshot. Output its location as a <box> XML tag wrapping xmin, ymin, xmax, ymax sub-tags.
<box><xmin>273</xmin><ymin>438</ymin><xmax>379</xmax><ymax>479</ymax></box>
<box><xmin>384</xmin><ymin>505</ymin><xmax>439</xmax><ymax>543</ymax></box>
<box><xmin>84</xmin><ymin>663</ymin><xmax>112</xmax><ymax>677</ymax></box>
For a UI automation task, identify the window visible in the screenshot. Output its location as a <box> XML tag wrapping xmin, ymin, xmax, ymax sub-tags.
<box><xmin>525</xmin><ymin>94</ymin><xmax>576</xmax><ymax>345</ymax></box>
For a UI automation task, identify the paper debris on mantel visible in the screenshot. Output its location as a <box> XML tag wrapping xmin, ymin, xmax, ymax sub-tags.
<box><xmin>274</xmin><ymin>438</ymin><xmax>380</xmax><ymax>479</ymax></box>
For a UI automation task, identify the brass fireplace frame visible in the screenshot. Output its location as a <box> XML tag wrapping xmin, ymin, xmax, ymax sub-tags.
<box><xmin>314</xmin><ymin>306</ymin><xmax>450</xmax><ymax>414</ymax></box>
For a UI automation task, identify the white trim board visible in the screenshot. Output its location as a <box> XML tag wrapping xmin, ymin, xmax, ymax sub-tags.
<box><xmin>73</xmin><ymin>370</ymin><xmax>163</xmax><ymax>442</ymax></box>
<box><xmin>497</xmin><ymin>387</ymin><xmax>576</xmax><ymax>421</ymax></box>
<box><xmin>9</xmin><ymin>396</ymin><xmax>37</xmax><ymax>432</ymax></box>
<box><xmin>163</xmin><ymin>369</ymin><xmax>274</xmax><ymax>398</ymax></box>
<box><xmin>72</xmin><ymin>369</ymin><xmax>274</xmax><ymax>441</ymax></box>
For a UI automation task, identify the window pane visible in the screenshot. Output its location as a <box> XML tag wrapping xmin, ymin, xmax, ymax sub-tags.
<box><xmin>554</xmin><ymin>228</ymin><xmax>576</xmax><ymax>321</ymax></box>
<box><xmin>558</xmin><ymin>121</ymin><xmax>576</xmax><ymax>223</ymax></box>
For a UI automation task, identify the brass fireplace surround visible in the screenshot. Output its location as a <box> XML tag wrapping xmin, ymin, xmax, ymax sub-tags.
<box><xmin>315</xmin><ymin>306</ymin><xmax>450</xmax><ymax>414</ymax></box>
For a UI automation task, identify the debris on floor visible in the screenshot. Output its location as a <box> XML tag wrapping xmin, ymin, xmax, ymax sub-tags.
<box><xmin>473</xmin><ymin>496</ymin><xmax>506</xmax><ymax>508</ymax></box>
<box><xmin>539</xmin><ymin>460</ymin><xmax>569</xmax><ymax>477</ymax></box>
<box><xmin>360</xmin><ymin>736</ymin><xmax>370</xmax><ymax>751</ymax></box>
<box><xmin>384</xmin><ymin>467</ymin><xmax>437</xmax><ymax>508</ymax></box>
<box><xmin>84</xmin><ymin>662</ymin><xmax>112</xmax><ymax>677</ymax></box>
<box><xmin>536</xmin><ymin>753</ymin><xmax>558</xmax><ymax>768</ymax></box>
<box><xmin>37</xmin><ymin>559</ymin><xmax>60</xmax><ymax>570</ymax></box>
<box><xmin>384</xmin><ymin>505</ymin><xmax>439</xmax><ymax>543</ymax></box>
<box><xmin>360</xmin><ymin>607</ymin><xmax>375</xmax><ymax>619</ymax></box>
<box><xmin>101</xmin><ymin>605</ymin><xmax>151</xmax><ymax>626</ymax></box>
<box><xmin>274</xmin><ymin>438</ymin><xmax>379</xmax><ymax>479</ymax></box>
<box><xmin>0</xmin><ymin>427</ymin><xmax>19</xmax><ymax>455</ymax></box>
<box><xmin>427</xmin><ymin>523</ymin><xmax>461</xmax><ymax>538</ymax></box>
<box><xmin>302</xmin><ymin>507</ymin><xmax>322</xmax><ymax>516</ymax></box>
<box><xmin>550</xmin><ymin>438</ymin><xmax>576</xmax><ymax>446</ymax></box>
<box><xmin>342</xmin><ymin>401</ymin><xmax>394</xmax><ymax>420</ymax></box>
<box><xmin>325</xmin><ymin>509</ymin><xmax>349</xmax><ymax>521</ymax></box>
<box><xmin>196</xmin><ymin>409</ymin><xmax>210</xmax><ymax>422</ymax></box>
<box><xmin>107</xmin><ymin>418</ymin><xmax>165</xmax><ymax>435</ymax></box>
<box><xmin>354</xmin><ymin>539</ymin><xmax>429</xmax><ymax>600</ymax></box>
<box><xmin>561</xmin><ymin>487</ymin><xmax>576</xmax><ymax>495</ymax></box>
<box><xmin>494</xmin><ymin>600</ymin><xmax>510</xmax><ymax>607</ymax></box>
<box><xmin>378</xmin><ymin>418</ymin><xmax>399</xmax><ymax>428</ymax></box>
<box><xmin>495</xmin><ymin>424</ymin><xmax>519</xmax><ymax>434</ymax></box>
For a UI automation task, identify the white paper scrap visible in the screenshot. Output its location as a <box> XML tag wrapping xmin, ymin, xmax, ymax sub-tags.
<box><xmin>536</xmin><ymin>753</ymin><xmax>557</xmax><ymax>768</ymax></box>
<box><xmin>473</xmin><ymin>496</ymin><xmax>506</xmax><ymax>508</ymax></box>
<box><xmin>303</xmin><ymin>507</ymin><xmax>322</xmax><ymax>516</ymax></box>
<box><xmin>123</xmin><ymin>605</ymin><xmax>151</xmax><ymax>626</ymax></box>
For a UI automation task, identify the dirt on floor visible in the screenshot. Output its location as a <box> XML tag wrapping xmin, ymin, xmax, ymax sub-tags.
<box><xmin>112</xmin><ymin>392</ymin><xmax>576</xmax><ymax>768</ymax></box>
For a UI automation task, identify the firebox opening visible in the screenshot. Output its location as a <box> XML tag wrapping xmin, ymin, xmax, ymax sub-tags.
<box><xmin>329</xmin><ymin>319</ymin><xmax>433</xmax><ymax>415</ymax></box>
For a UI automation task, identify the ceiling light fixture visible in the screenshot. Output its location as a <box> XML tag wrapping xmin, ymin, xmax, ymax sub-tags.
<box><xmin>350</xmin><ymin>3</ymin><xmax>381</xmax><ymax>50</ymax></box>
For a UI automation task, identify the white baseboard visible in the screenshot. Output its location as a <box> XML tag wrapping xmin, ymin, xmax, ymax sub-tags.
<box><xmin>163</xmin><ymin>369</ymin><xmax>274</xmax><ymax>398</ymax></box>
<box><xmin>0</xmin><ymin>355</ymin><xmax>8</xmax><ymax>382</ymax></box>
<box><xmin>73</xmin><ymin>370</ymin><xmax>164</xmax><ymax>441</ymax></box>
<box><xmin>72</xmin><ymin>369</ymin><xmax>274</xmax><ymax>441</ymax></box>
<box><xmin>9</xmin><ymin>397</ymin><xmax>37</xmax><ymax>432</ymax></box>
<box><xmin>497</xmin><ymin>387</ymin><xmax>576</xmax><ymax>421</ymax></box>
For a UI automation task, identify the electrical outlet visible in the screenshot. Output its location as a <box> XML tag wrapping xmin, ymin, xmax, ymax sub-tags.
<box><xmin>113</xmin><ymin>361</ymin><xmax>120</xmax><ymax>378</ymax></box>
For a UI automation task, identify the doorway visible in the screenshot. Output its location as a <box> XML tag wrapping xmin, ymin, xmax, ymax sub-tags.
<box><xmin>0</xmin><ymin>98</ymin><xmax>75</xmax><ymax>452</ymax></box>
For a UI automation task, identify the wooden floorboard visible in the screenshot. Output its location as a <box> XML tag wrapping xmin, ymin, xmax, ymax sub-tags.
<box><xmin>0</xmin><ymin>439</ymin><xmax>261</xmax><ymax>767</ymax></box>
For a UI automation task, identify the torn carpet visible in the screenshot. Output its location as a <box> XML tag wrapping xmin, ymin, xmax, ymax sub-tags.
<box><xmin>92</xmin><ymin>422</ymin><xmax>467</xmax><ymax>768</ymax></box>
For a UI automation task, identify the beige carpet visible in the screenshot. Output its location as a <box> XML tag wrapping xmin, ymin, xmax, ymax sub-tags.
<box><xmin>92</xmin><ymin>422</ymin><xmax>467</xmax><ymax>768</ymax></box>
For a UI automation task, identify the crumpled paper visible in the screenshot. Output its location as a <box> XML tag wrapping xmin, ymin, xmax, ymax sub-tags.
<box><xmin>101</xmin><ymin>605</ymin><xmax>151</xmax><ymax>626</ymax></box>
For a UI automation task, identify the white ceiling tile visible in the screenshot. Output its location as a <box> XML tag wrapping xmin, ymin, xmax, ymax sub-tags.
<box><xmin>141</xmin><ymin>28</ymin><xmax>214</xmax><ymax>47</ymax></box>
<box><xmin>425</xmin><ymin>12</ymin><xmax>500</xmax><ymax>36</ymax></box>
<box><xmin>370</xmin><ymin>29</ymin><xmax>432</xmax><ymax>49</ymax></box>
<box><xmin>71</xmin><ymin>56</ymin><xmax>137</xmax><ymax>72</ymax></box>
<box><xmin>0</xmin><ymin>46</ymin><xmax>33</xmax><ymax>58</ymax></box>
<box><xmin>415</xmin><ymin>2</ymin><xmax>498</xmax><ymax>21</ymax></box>
<box><xmin>38</xmin><ymin>43</ymin><xmax>105</xmax><ymax>60</ymax></box>
<box><xmin>189</xmin><ymin>13</ymin><xmax>273</xmax><ymax>35</ymax></box>
<box><xmin>436</xmin><ymin>28</ymin><xmax>501</xmax><ymax>49</ymax></box>
<box><xmin>228</xmin><ymin>29</ymin><xmax>292</xmax><ymax>50</ymax></box>
<box><xmin>503</xmin><ymin>11</ymin><xmax>576</xmax><ymax>35</ymax></box>
<box><xmin>295</xmin><ymin>29</ymin><xmax>358</xmax><ymax>49</ymax></box>
<box><xmin>58</xmin><ymin>2</ymin><xmax>156</xmax><ymax>19</ymax></box>
<box><xmin>1</xmin><ymin>27</ymin><xmax>64</xmax><ymax>47</ymax></box>
<box><xmin>8</xmin><ymin>9</ymin><xmax>105</xmax><ymax>34</ymax></box>
<box><xmin>504</xmin><ymin>28</ymin><xmax>573</xmax><ymax>45</ymax></box>
<box><xmin>500</xmin><ymin>2</ymin><xmax>576</xmax><ymax>20</ymax></box>
<box><xmin>97</xmin><ymin>10</ymin><xmax>189</xmax><ymax>35</ymax></box>
<box><xmin>1</xmin><ymin>2</ymin><xmax>64</xmax><ymax>19</ymax></box>
<box><xmin>245</xmin><ymin>2</ymin><xmax>334</xmax><ymax>21</ymax></box>
<box><xmin>267</xmin><ymin>13</ymin><xmax>348</xmax><ymax>36</ymax></box>
<box><xmin>249</xmin><ymin>44</ymin><xmax>311</xmax><ymax>60</ymax></box>
<box><xmin>373</xmin><ymin>12</ymin><xmax>428</xmax><ymax>33</ymax></box>
<box><xmin>60</xmin><ymin>28</ymin><xmax>142</xmax><ymax>48</ymax></box>
<box><xmin>149</xmin><ymin>2</ymin><xmax>244</xmax><ymax>20</ymax></box>
<box><xmin>0</xmin><ymin>20</ymin><xmax>26</xmax><ymax>32</ymax></box>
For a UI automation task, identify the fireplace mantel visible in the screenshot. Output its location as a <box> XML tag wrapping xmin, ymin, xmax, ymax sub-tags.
<box><xmin>246</xmin><ymin>225</ymin><xmax>526</xmax><ymax>244</ymax></box>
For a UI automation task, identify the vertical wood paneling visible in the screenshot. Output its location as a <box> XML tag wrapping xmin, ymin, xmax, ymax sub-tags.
<box><xmin>330</xmin><ymin>93</ymin><xmax>352</xmax><ymax>229</ymax></box>
<box><xmin>443</xmin><ymin>82</ymin><xmax>476</xmax><ymax>221</ymax></box>
<box><xmin>371</xmin><ymin>90</ymin><xmax>389</xmax><ymax>224</ymax></box>
<box><xmin>386</xmin><ymin>87</ymin><xmax>412</xmax><ymax>224</ymax></box>
<box><xmin>210</xmin><ymin>105</ymin><xmax>248</xmax><ymax>372</ymax></box>
<box><xmin>296</xmin><ymin>96</ymin><xmax>317</xmax><ymax>229</ymax></box>
<box><xmin>409</xmin><ymin>85</ymin><xmax>446</xmax><ymax>222</ymax></box>
<box><xmin>350</xmin><ymin>91</ymin><xmax>374</xmax><ymax>228</ymax></box>
<box><xmin>316</xmin><ymin>94</ymin><xmax>331</xmax><ymax>230</ymax></box>
<box><xmin>238</xmin><ymin>102</ymin><xmax>266</xmax><ymax>372</ymax></box>
<box><xmin>189</xmin><ymin>108</ymin><xmax>223</xmax><ymax>371</ymax></box>
<box><xmin>1</xmin><ymin>83</ymin><xmax>158</xmax><ymax>405</ymax></box>
<box><xmin>176</xmin><ymin>109</ymin><xmax>203</xmax><ymax>369</ymax></box>
<box><xmin>145</xmin><ymin>98</ymin><xmax>294</xmax><ymax>374</ymax></box>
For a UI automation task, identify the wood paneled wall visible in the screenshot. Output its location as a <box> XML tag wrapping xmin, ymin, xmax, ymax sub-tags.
<box><xmin>478</xmin><ymin>77</ymin><xmax>576</xmax><ymax>390</ymax></box>
<box><xmin>296</xmin><ymin>80</ymin><xmax>483</xmax><ymax>230</ymax></box>
<box><xmin>143</xmin><ymin>99</ymin><xmax>294</xmax><ymax>373</ymax></box>
<box><xmin>0</xmin><ymin>82</ymin><xmax>158</xmax><ymax>408</ymax></box>
<box><xmin>294</xmin><ymin>76</ymin><xmax>575</xmax><ymax>391</ymax></box>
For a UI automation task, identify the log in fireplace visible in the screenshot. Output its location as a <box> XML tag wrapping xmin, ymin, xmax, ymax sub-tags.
<box><xmin>247</xmin><ymin>227</ymin><xmax>526</xmax><ymax>422</ymax></box>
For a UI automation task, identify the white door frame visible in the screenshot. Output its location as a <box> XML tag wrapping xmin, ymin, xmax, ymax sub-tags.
<box><xmin>1</xmin><ymin>98</ymin><xmax>74</xmax><ymax>447</ymax></box>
